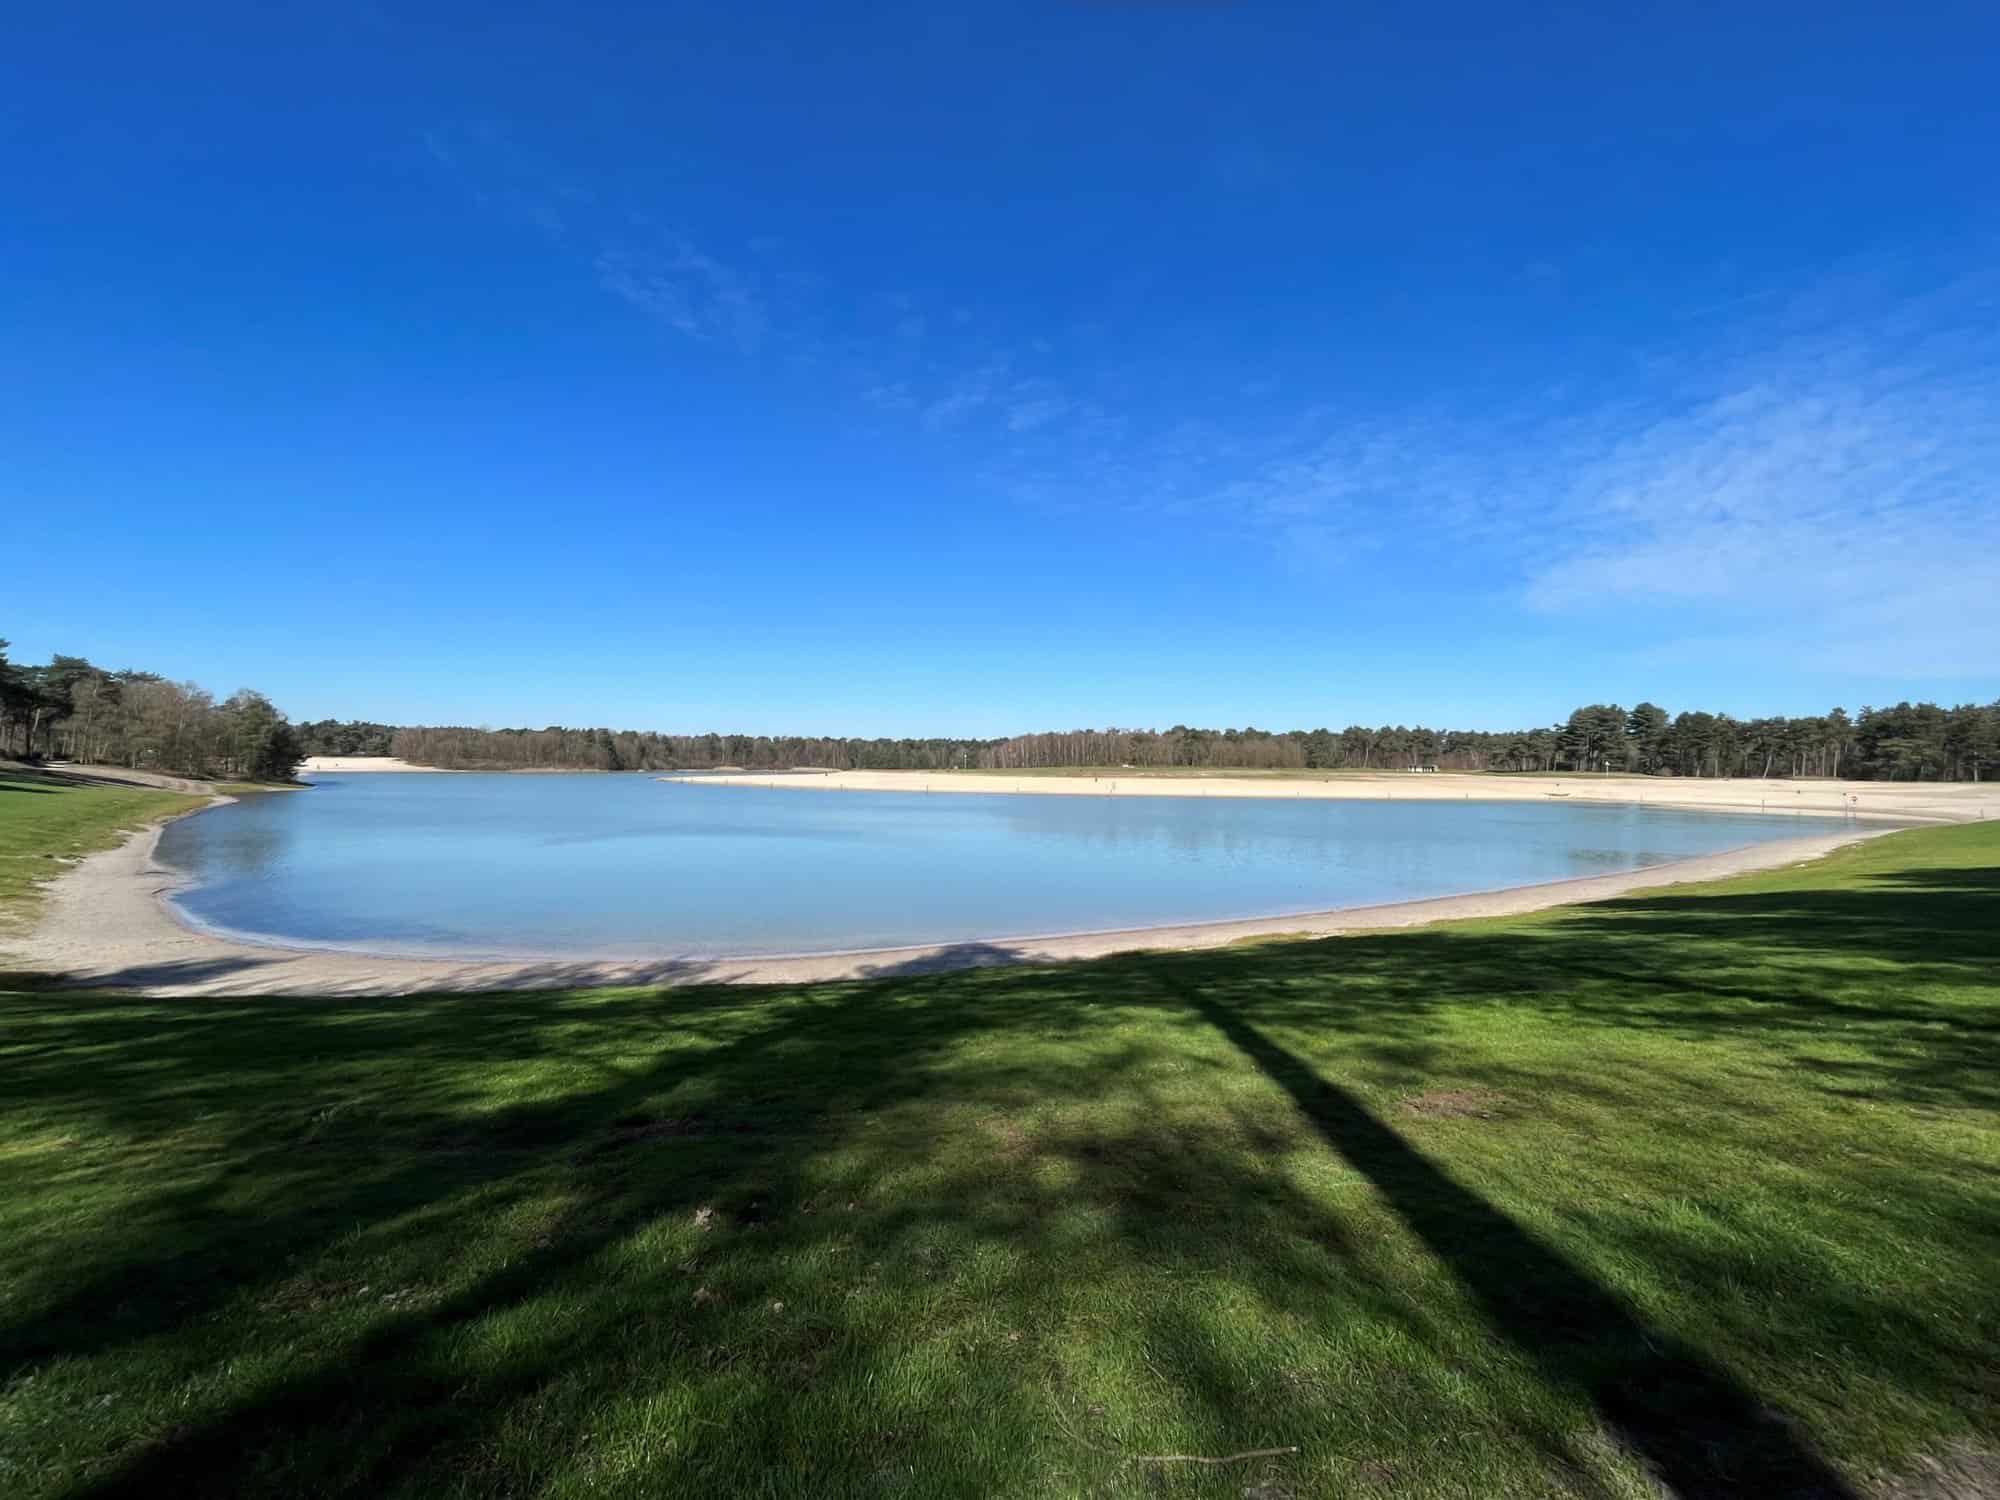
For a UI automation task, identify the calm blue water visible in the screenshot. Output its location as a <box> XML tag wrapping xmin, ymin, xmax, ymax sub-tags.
<box><xmin>155</xmin><ymin>774</ymin><xmax>1855</xmax><ymax>959</ymax></box>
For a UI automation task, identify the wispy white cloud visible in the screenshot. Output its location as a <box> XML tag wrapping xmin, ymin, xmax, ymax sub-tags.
<box><xmin>594</xmin><ymin>238</ymin><xmax>766</xmax><ymax>352</ymax></box>
<box><xmin>921</xmin><ymin>360</ymin><xmax>1010</xmax><ymax>430</ymax></box>
<box><xmin>423</xmin><ymin>126</ymin><xmax>1094</xmax><ymax>444</ymax></box>
<box><xmin>1005</xmin><ymin>397</ymin><xmax>1068</xmax><ymax>433</ymax></box>
<box><xmin>1514</xmin><ymin>299</ymin><xmax>2000</xmax><ymax>675</ymax></box>
<box><xmin>977</xmin><ymin>264</ymin><xmax>1998</xmax><ymax>676</ymax></box>
<box><xmin>422</xmin><ymin>126</ymin><xmax>1998</xmax><ymax>676</ymax></box>
<box><xmin>860</xmin><ymin>382</ymin><xmax>918</xmax><ymax>413</ymax></box>
<box><xmin>426</xmin><ymin>126</ymin><xmax>766</xmax><ymax>354</ymax></box>
<box><xmin>421</xmin><ymin>124</ymin><xmax>592</xmax><ymax>239</ymax></box>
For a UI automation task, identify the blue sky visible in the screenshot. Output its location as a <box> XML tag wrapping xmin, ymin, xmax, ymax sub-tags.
<box><xmin>6</xmin><ymin>2</ymin><xmax>1996</xmax><ymax>735</ymax></box>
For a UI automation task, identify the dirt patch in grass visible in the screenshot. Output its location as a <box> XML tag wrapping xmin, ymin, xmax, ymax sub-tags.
<box><xmin>1398</xmin><ymin>1088</ymin><xmax>1509</xmax><ymax>1119</ymax></box>
<box><xmin>984</xmin><ymin>1113</ymin><xmax>1032</xmax><ymax>1155</ymax></box>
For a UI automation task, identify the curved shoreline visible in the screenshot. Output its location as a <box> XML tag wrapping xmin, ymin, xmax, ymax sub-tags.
<box><xmin>4</xmin><ymin>799</ymin><xmax>1908</xmax><ymax>997</ymax></box>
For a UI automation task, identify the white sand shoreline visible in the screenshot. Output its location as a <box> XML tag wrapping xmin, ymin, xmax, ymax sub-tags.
<box><xmin>2</xmin><ymin>777</ymin><xmax>1947</xmax><ymax>996</ymax></box>
<box><xmin>660</xmin><ymin>767</ymin><xmax>1990</xmax><ymax>823</ymax></box>
<box><xmin>295</xmin><ymin>756</ymin><xmax>452</xmax><ymax>774</ymax></box>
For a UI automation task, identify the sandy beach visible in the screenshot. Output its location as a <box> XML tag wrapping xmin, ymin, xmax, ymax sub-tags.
<box><xmin>660</xmin><ymin>767</ymin><xmax>1993</xmax><ymax>823</ymax></box>
<box><xmin>9</xmin><ymin>759</ymin><xmax>1974</xmax><ymax>995</ymax></box>
<box><xmin>296</xmin><ymin>755</ymin><xmax>450</xmax><ymax>773</ymax></box>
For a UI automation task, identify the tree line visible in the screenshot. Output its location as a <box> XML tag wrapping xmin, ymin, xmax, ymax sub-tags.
<box><xmin>299</xmin><ymin>700</ymin><xmax>2000</xmax><ymax>781</ymax></box>
<box><xmin>1</xmin><ymin>641</ymin><xmax>305</xmax><ymax>781</ymax></box>
<box><xmin>360</xmin><ymin>724</ymin><xmax>998</xmax><ymax>774</ymax></box>
<box><xmin>1532</xmin><ymin>701</ymin><xmax>1998</xmax><ymax>782</ymax></box>
<box><xmin>10</xmin><ymin>632</ymin><xmax>1988</xmax><ymax>784</ymax></box>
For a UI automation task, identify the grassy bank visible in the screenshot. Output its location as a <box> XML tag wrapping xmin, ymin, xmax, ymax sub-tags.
<box><xmin>0</xmin><ymin>807</ymin><xmax>1995</xmax><ymax>1497</ymax></box>
<box><xmin>0</xmin><ymin>770</ymin><xmax>202</xmax><ymax>933</ymax></box>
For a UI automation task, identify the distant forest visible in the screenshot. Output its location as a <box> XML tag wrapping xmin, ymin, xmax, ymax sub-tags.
<box><xmin>7</xmin><ymin>638</ymin><xmax>1992</xmax><ymax>784</ymax></box>
<box><xmin>304</xmin><ymin>699</ymin><xmax>2000</xmax><ymax>782</ymax></box>
<box><xmin>0</xmin><ymin>641</ymin><xmax>303</xmax><ymax>781</ymax></box>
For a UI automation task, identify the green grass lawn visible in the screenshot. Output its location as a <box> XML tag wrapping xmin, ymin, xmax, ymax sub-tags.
<box><xmin>0</xmin><ymin>770</ymin><xmax>203</xmax><ymax>934</ymax></box>
<box><xmin>1</xmin><ymin>806</ymin><xmax>1995</xmax><ymax>1498</ymax></box>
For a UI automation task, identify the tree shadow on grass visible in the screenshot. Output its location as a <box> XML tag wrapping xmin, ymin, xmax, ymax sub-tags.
<box><xmin>0</xmin><ymin>957</ymin><xmax>289</xmax><ymax>994</ymax></box>
<box><xmin>2</xmin><ymin>828</ymin><xmax>1994</xmax><ymax>1496</ymax></box>
<box><xmin>1189</xmin><ymin>991</ymin><xmax>1859</xmax><ymax>1499</ymax></box>
<box><xmin>0</xmin><ymin>766</ymin><xmax>193</xmax><ymax>793</ymax></box>
<box><xmin>856</xmin><ymin>940</ymin><xmax>1050</xmax><ymax>977</ymax></box>
<box><xmin>6</xmin><ymin>971</ymin><xmax>1388</xmax><ymax>1496</ymax></box>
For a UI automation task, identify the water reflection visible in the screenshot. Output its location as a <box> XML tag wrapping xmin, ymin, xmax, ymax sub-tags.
<box><xmin>160</xmin><ymin>806</ymin><xmax>289</xmax><ymax>879</ymax></box>
<box><xmin>155</xmin><ymin>776</ymin><xmax>1858</xmax><ymax>960</ymax></box>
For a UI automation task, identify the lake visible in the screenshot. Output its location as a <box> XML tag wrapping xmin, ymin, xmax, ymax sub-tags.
<box><xmin>155</xmin><ymin>774</ymin><xmax>1855</xmax><ymax>960</ymax></box>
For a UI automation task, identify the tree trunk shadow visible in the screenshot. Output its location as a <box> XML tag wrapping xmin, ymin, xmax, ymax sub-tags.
<box><xmin>1189</xmin><ymin>990</ymin><xmax>1859</xmax><ymax>1499</ymax></box>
